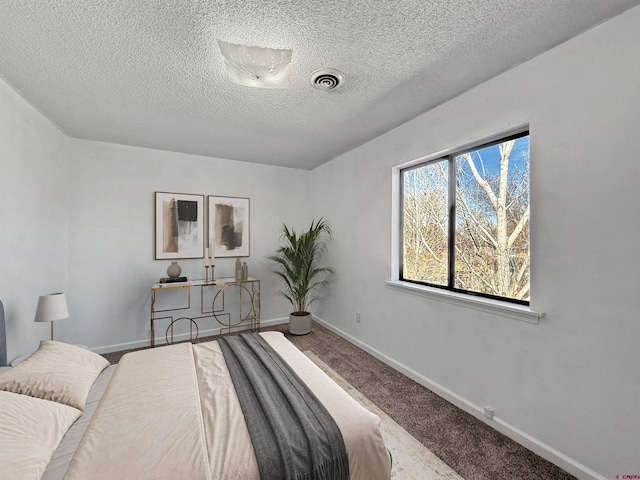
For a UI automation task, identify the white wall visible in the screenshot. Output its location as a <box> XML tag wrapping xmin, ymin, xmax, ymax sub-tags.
<box><xmin>63</xmin><ymin>140</ymin><xmax>311</xmax><ymax>351</ymax></box>
<box><xmin>1</xmin><ymin>76</ymin><xmax>311</xmax><ymax>357</ymax></box>
<box><xmin>0</xmin><ymin>78</ymin><xmax>70</xmax><ymax>361</ymax></box>
<box><xmin>311</xmin><ymin>6</ymin><xmax>640</xmax><ymax>480</ymax></box>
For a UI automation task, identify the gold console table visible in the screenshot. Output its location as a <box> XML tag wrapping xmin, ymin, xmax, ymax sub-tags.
<box><xmin>150</xmin><ymin>277</ymin><xmax>260</xmax><ymax>347</ymax></box>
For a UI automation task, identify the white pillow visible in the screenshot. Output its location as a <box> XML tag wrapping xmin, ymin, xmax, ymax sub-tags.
<box><xmin>0</xmin><ymin>341</ymin><xmax>109</xmax><ymax>410</ymax></box>
<box><xmin>0</xmin><ymin>390</ymin><xmax>82</xmax><ymax>480</ymax></box>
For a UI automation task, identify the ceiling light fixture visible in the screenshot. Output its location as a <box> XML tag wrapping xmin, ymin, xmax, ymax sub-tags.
<box><xmin>218</xmin><ymin>41</ymin><xmax>293</xmax><ymax>89</ymax></box>
<box><xmin>309</xmin><ymin>68</ymin><xmax>345</xmax><ymax>91</ymax></box>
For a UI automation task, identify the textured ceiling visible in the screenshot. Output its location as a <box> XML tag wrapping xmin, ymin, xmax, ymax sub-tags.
<box><xmin>1</xmin><ymin>1</ymin><xmax>638</xmax><ymax>169</ymax></box>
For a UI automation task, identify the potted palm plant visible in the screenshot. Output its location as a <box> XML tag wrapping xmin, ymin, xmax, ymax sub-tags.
<box><xmin>268</xmin><ymin>218</ymin><xmax>334</xmax><ymax>335</ymax></box>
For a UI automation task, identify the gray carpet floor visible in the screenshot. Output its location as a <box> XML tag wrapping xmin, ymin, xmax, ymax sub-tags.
<box><xmin>102</xmin><ymin>322</ymin><xmax>576</xmax><ymax>480</ymax></box>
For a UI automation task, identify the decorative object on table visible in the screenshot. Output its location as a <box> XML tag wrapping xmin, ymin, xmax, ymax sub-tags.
<box><xmin>34</xmin><ymin>292</ymin><xmax>69</xmax><ymax>341</ymax></box>
<box><xmin>208</xmin><ymin>196</ymin><xmax>250</xmax><ymax>258</ymax></box>
<box><xmin>235</xmin><ymin>257</ymin><xmax>242</xmax><ymax>281</ymax></box>
<box><xmin>159</xmin><ymin>276</ymin><xmax>188</xmax><ymax>284</ymax></box>
<box><xmin>205</xmin><ymin>240</ymin><xmax>215</xmax><ymax>282</ymax></box>
<box><xmin>155</xmin><ymin>192</ymin><xmax>204</xmax><ymax>260</ymax></box>
<box><xmin>268</xmin><ymin>218</ymin><xmax>334</xmax><ymax>336</ymax></box>
<box><xmin>166</xmin><ymin>261</ymin><xmax>182</xmax><ymax>278</ymax></box>
<box><xmin>241</xmin><ymin>262</ymin><xmax>248</xmax><ymax>280</ymax></box>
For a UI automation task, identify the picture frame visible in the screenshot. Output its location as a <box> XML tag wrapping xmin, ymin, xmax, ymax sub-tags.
<box><xmin>208</xmin><ymin>196</ymin><xmax>250</xmax><ymax>258</ymax></box>
<box><xmin>155</xmin><ymin>192</ymin><xmax>205</xmax><ymax>260</ymax></box>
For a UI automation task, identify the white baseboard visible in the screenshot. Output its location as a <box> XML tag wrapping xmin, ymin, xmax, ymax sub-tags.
<box><xmin>312</xmin><ymin>316</ymin><xmax>607</xmax><ymax>480</ymax></box>
<box><xmin>91</xmin><ymin>317</ymin><xmax>289</xmax><ymax>354</ymax></box>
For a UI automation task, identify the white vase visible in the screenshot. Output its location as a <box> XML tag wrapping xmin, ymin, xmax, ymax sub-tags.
<box><xmin>167</xmin><ymin>261</ymin><xmax>182</xmax><ymax>278</ymax></box>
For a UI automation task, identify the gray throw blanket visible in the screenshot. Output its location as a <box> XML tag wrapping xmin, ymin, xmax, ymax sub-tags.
<box><xmin>218</xmin><ymin>333</ymin><xmax>349</xmax><ymax>480</ymax></box>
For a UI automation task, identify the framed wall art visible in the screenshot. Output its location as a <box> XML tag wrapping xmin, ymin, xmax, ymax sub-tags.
<box><xmin>155</xmin><ymin>192</ymin><xmax>205</xmax><ymax>259</ymax></box>
<box><xmin>208</xmin><ymin>196</ymin><xmax>250</xmax><ymax>258</ymax></box>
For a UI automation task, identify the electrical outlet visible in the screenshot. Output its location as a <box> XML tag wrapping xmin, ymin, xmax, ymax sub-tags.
<box><xmin>355</xmin><ymin>312</ymin><xmax>361</xmax><ymax>323</ymax></box>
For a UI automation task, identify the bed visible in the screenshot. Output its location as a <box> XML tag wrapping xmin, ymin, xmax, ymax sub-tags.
<box><xmin>0</xmin><ymin>307</ymin><xmax>391</xmax><ymax>480</ymax></box>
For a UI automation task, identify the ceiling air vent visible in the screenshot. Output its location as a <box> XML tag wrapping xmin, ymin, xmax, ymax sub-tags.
<box><xmin>309</xmin><ymin>68</ymin><xmax>345</xmax><ymax>91</ymax></box>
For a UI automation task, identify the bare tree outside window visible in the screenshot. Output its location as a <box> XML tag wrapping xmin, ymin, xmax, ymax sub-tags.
<box><xmin>401</xmin><ymin>132</ymin><xmax>530</xmax><ymax>304</ymax></box>
<box><xmin>402</xmin><ymin>161</ymin><xmax>449</xmax><ymax>286</ymax></box>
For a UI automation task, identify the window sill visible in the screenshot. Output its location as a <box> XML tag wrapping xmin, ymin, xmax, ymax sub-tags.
<box><xmin>385</xmin><ymin>280</ymin><xmax>544</xmax><ymax>324</ymax></box>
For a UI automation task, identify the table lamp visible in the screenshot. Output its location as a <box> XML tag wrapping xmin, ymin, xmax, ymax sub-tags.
<box><xmin>34</xmin><ymin>293</ymin><xmax>69</xmax><ymax>341</ymax></box>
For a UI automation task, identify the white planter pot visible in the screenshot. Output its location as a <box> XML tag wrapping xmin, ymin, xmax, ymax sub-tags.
<box><xmin>289</xmin><ymin>312</ymin><xmax>312</xmax><ymax>335</ymax></box>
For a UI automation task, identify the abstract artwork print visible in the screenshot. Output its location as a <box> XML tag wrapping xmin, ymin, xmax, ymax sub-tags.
<box><xmin>155</xmin><ymin>192</ymin><xmax>204</xmax><ymax>259</ymax></box>
<box><xmin>208</xmin><ymin>196</ymin><xmax>250</xmax><ymax>257</ymax></box>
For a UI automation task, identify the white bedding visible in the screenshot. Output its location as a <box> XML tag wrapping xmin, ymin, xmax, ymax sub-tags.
<box><xmin>64</xmin><ymin>343</ymin><xmax>212</xmax><ymax>480</ymax></box>
<box><xmin>0</xmin><ymin>332</ymin><xmax>391</xmax><ymax>480</ymax></box>
<box><xmin>65</xmin><ymin>332</ymin><xmax>391</xmax><ymax>480</ymax></box>
<box><xmin>42</xmin><ymin>366</ymin><xmax>116</xmax><ymax>480</ymax></box>
<box><xmin>194</xmin><ymin>332</ymin><xmax>391</xmax><ymax>480</ymax></box>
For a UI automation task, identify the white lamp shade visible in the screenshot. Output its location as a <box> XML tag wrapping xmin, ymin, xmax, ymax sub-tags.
<box><xmin>218</xmin><ymin>41</ymin><xmax>292</xmax><ymax>89</ymax></box>
<box><xmin>34</xmin><ymin>293</ymin><xmax>69</xmax><ymax>323</ymax></box>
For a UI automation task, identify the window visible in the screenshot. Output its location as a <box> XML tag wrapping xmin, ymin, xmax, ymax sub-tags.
<box><xmin>401</xmin><ymin>131</ymin><xmax>530</xmax><ymax>304</ymax></box>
